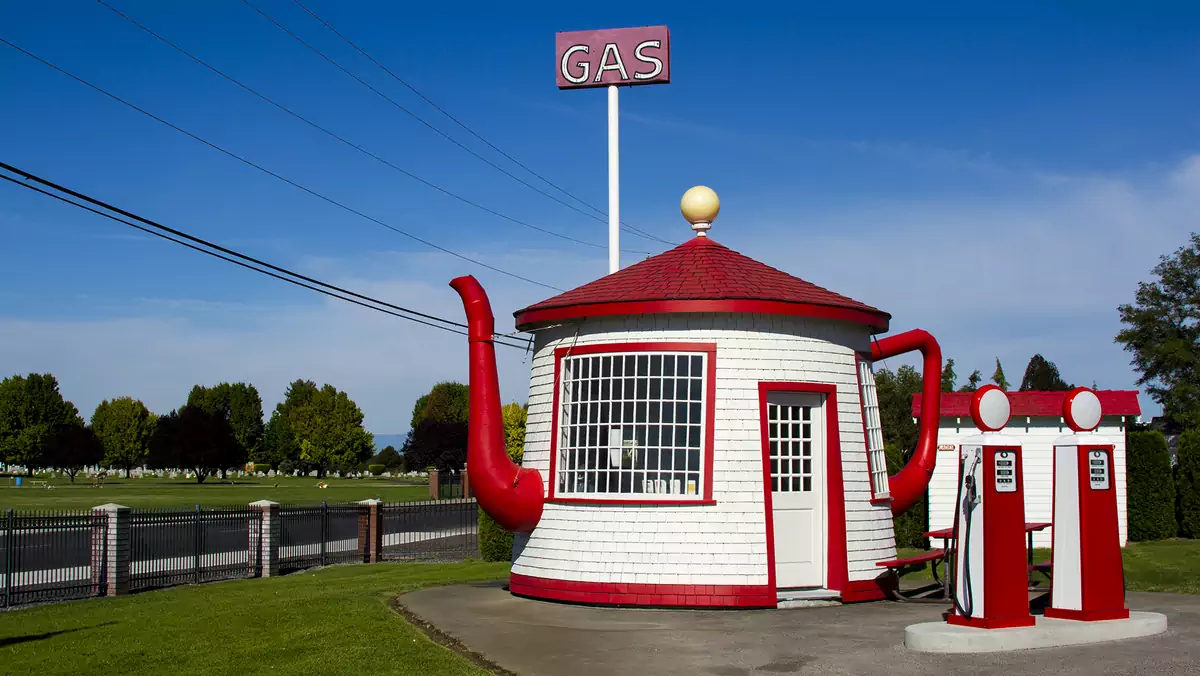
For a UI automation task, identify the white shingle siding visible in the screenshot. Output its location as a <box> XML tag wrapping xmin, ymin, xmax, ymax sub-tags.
<box><xmin>512</xmin><ymin>313</ymin><xmax>897</xmax><ymax>588</ymax></box>
<box><xmin>928</xmin><ymin>416</ymin><xmax>1129</xmax><ymax>547</ymax></box>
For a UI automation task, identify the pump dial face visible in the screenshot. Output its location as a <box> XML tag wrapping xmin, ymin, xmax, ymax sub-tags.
<box><xmin>1064</xmin><ymin>387</ymin><xmax>1103</xmax><ymax>432</ymax></box>
<box><xmin>970</xmin><ymin>385</ymin><xmax>1011</xmax><ymax>432</ymax></box>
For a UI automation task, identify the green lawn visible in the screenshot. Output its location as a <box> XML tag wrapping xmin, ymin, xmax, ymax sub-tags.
<box><xmin>897</xmin><ymin>539</ymin><xmax>1200</xmax><ymax>594</ymax></box>
<box><xmin>0</xmin><ymin>561</ymin><xmax>509</xmax><ymax>676</ymax></box>
<box><xmin>0</xmin><ymin>475</ymin><xmax>431</xmax><ymax>509</ymax></box>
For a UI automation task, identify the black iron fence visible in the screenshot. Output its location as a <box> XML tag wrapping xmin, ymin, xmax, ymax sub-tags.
<box><xmin>0</xmin><ymin>498</ymin><xmax>481</xmax><ymax>610</ymax></box>
<box><xmin>381</xmin><ymin>498</ymin><xmax>479</xmax><ymax>562</ymax></box>
<box><xmin>278</xmin><ymin>502</ymin><xmax>363</xmax><ymax>571</ymax></box>
<box><xmin>0</xmin><ymin>508</ymin><xmax>108</xmax><ymax>608</ymax></box>
<box><xmin>129</xmin><ymin>505</ymin><xmax>261</xmax><ymax>592</ymax></box>
<box><xmin>438</xmin><ymin>471</ymin><xmax>465</xmax><ymax>499</ymax></box>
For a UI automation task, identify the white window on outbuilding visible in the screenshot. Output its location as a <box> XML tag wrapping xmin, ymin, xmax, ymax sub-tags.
<box><xmin>857</xmin><ymin>358</ymin><xmax>889</xmax><ymax>500</ymax></box>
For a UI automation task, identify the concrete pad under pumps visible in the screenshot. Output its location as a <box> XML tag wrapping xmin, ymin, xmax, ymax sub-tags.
<box><xmin>905</xmin><ymin>611</ymin><xmax>1168</xmax><ymax>653</ymax></box>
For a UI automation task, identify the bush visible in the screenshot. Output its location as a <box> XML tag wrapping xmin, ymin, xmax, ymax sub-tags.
<box><xmin>1128</xmin><ymin>430</ymin><xmax>1177</xmax><ymax>541</ymax></box>
<box><xmin>1177</xmin><ymin>430</ymin><xmax>1200</xmax><ymax>537</ymax></box>
<box><xmin>368</xmin><ymin>464</ymin><xmax>385</xmax><ymax>477</ymax></box>
<box><xmin>885</xmin><ymin>444</ymin><xmax>929</xmax><ymax>549</ymax></box>
<box><xmin>478</xmin><ymin>509</ymin><xmax>516</xmax><ymax>562</ymax></box>
<box><xmin>277</xmin><ymin>460</ymin><xmax>295</xmax><ymax>477</ymax></box>
<box><xmin>251</xmin><ymin>463</ymin><xmax>271</xmax><ymax>474</ymax></box>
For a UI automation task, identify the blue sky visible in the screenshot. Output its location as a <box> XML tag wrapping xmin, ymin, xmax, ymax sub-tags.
<box><xmin>2</xmin><ymin>1</ymin><xmax>1198</xmax><ymax>434</ymax></box>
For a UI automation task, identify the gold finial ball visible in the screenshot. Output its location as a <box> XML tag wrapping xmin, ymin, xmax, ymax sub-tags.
<box><xmin>680</xmin><ymin>186</ymin><xmax>720</xmax><ymax>226</ymax></box>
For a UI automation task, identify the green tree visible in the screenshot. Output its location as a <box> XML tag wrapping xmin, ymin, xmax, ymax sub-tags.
<box><xmin>375</xmin><ymin>445</ymin><xmax>401</xmax><ymax>469</ymax></box>
<box><xmin>410</xmin><ymin>382</ymin><xmax>469</xmax><ymax>429</ymax></box>
<box><xmin>91</xmin><ymin>397</ymin><xmax>156</xmax><ymax>478</ymax></box>
<box><xmin>187</xmin><ymin>382</ymin><xmax>264</xmax><ymax>478</ymax></box>
<box><xmin>0</xmin><ymin>373</ymin><xmax>82</xmax><ymax>474</ymax></box>
<box><xmin>1117</xmin><ymin>233</ymin><xmax>1200</xmax><ymax>428</ymax></box>
<box><xmin>1176</xmin><ymin>430</ymin><xmax>1200</xmax><ymax>538</ymax></box>
<box><xmin>959</xmin><ymin>370</ymin><xmax>983</xmax><ymax>392</ymax></box>
<box><xmin>262</xmin><ymin>379</ymin><xmax>318</xmax><ymax>469</ymax></box>
<box><xmin>41</xmin><ymin>423</ymin><xmax>104</xmax><ymax>482</ymax></box>
<box><xmin>479</xmin><ymin>402</ymin><xmax>529</xmax><ymax>562</ymax></box>
<box><xmin>991</xmin><ymin>359</ymin><xmax>1010</xmax><ymax>390</ymax></box>
<box><xmin>148</xmin><ymin>406</ymin><xmax>240</xmax><ymax>483</ymax></box>
<box><xmin>940</xmin><ymin>358</ymin><xmax>957</xmax><ymax>393</ymax></box>
<box><xmin>404</xmin><ymin>382</ymin><xmax>470</xmax><ymax>471</ymax></box>
<box><xmin>873</xmin><ymin>365</ymin><xmax>922</xmax><ymax>454</ymax></box>
<box><xmin>291</xmin><ymin>384</ymin><xmax>374</xmax><ymax>477</ymax></box>
<box><xmin>1018</xmin><ymin>354</ymin><xmax>1072</xmax><ymax>391</ymax></box>
<box><xmin>1127</xmin><ymin>430</ymin><xmax>1177</xmax><ymax>541</ymax></box>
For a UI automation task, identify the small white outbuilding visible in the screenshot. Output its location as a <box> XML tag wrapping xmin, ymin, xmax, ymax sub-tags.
<box><xmin>914</xmin><ymin>390</ymin><xmax>1142</xmax><ymax>547</ymax></box>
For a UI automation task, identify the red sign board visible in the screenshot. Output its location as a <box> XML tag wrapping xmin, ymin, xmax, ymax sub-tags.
<box><xmin>555</xmin><ymin>26</ymin><xmax>670</xmax><ymax>89</ymax></box>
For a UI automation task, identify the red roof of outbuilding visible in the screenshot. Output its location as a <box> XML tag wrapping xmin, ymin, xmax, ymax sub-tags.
<box><xmin>514</xmin><ymin>237</ymin><xmax>891</xmax><ymax>331</ymax></box>
<box><xmin>912</xmin><ymin>391</ymin><xmax>1141</xmax><ymax>418</ymax></box>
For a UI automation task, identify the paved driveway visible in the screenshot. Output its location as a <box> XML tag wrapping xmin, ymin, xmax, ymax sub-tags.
<box><xmin>400</xmin><ymin>583</ymin><xmax>1200</xmax><ymax>675</ymax></box>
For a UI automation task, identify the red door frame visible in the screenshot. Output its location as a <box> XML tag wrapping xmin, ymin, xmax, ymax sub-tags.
<box><xmin>758</xmin><ymin>382</ymin><xmax>849</xmax><ymax>598</ymax></box>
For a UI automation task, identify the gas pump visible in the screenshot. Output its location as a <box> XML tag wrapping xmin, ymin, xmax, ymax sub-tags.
<box><xmin>947</xmin><ymin>385</ymin><xmax>1036</xmax><ymax>629</ymax></box>
<box><xmin>1044</xmin><ymin>387</ymin><xmax>1129</xmax><ymax>621</ymax></box>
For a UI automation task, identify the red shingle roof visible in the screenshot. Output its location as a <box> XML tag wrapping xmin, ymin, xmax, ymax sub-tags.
<box><xmin>912</xmin><ymin>391</ymin><xmax>1141</xmax><ymax>418</ymax></box>
<box><xmin>514</xmin><ymin>237</ymin><xmax>890</xmax><ymax>330</ymax></box>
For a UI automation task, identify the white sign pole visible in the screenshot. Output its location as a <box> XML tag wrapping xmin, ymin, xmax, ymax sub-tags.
<box><xmin>607</xmin><ymin>84</ymin><xmax>620</xmax><ymax>274</ymax></box>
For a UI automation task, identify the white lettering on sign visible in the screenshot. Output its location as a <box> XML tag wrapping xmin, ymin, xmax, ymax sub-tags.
<box><xmin>561</xmin><ymin>45</ymin><xmax>591</xmax><ymax>84</ymax></box>
<box><xmin>633</xmin><ymin>40</ymin><xmax>664</xmax><ymax>80</ymax></box>
<box><xmin>1089</xmin><ymin>449</ymin><xmax>1111</xmax><ymax>490</ymax></box>
<box><xmin>594</xmin><ymin>43</ymin><xmax>628</xmax><ymax>82</ymax></box>
<box><xmin>994</xmin><ymin>450</ymin><xmax>1017</xmax><ymax>493</ymax></box>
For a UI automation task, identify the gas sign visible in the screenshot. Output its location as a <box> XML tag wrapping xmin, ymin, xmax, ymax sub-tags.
<box><xmin>555</xmin><ymin>26</ymin><xmax>670</xmax><ymax>89</ymax></box>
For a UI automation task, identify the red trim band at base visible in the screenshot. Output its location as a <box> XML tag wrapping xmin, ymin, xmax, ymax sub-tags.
<box><xmin>508</xmin><ymin>573</ymin><xmax>776</xmax><ymax>608</ymax></box>
<box><xmin>1044</xmin><ymin>607</ymin><xmax>1131</xmax><ymax>622</ymax></box>
<box><xmin>840</xmin><ymin>579</ymin><xmax>888</xmax><ymax>603</ymax></box>
<box><xmin>946</xmin><ymin>614</ymin><xmax>1036</xmax><ymax>629</ymax></box>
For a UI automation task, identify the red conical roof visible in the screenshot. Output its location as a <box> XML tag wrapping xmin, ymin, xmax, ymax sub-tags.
<box><xmin>514</xmin><ymin>237</ymin><xmax>890</xmax><ymax>332</ymax></box>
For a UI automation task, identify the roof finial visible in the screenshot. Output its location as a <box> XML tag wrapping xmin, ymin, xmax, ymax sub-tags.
<box><xmin>681</xmin><ymin>186</ymin><xmax>720</xmax><ymax>237</ymax></box>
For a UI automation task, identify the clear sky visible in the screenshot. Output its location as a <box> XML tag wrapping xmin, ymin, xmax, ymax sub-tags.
<box><xmin>2</xmin><ymin>1</ymin><xmax>1197</xmax><ymax>435</ymax></box>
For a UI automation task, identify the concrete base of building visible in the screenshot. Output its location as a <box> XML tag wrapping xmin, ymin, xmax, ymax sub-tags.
<box><xmin>905</xmin><ymin>611</ymin><xmax>1168</xmax><ymax>653</ymax></box>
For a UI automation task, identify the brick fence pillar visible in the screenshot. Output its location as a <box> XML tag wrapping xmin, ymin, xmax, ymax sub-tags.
<box><xmin>357</xmin><ymin>499</ymin><xmax>383</xmax><ymax>563</ymax></box>
<box><xmin>94</xmin><ymin>503</ymin><xmax>130</xmax><ymax>596</ymax></box>
<box><xmin>250</xmin><ymin>500</ymin><xmax>280</xmax><ymax>577</ymax></box>
<box><xmin>462</xmin><ymin>464</ymin><xmax>472</xmax><ymax>499</ymax></box>
<box><xmin>428</xmin><ymin>468</ymin><xmax>440</xmax><ymax>500</ymax></box>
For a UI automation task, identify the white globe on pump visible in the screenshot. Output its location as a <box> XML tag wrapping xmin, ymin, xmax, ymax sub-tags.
<box><xmin>1064</xmin><ymin>387</ymin><xmax>1103</xmax><ymax>433</ymax></box>
<box><xmin>970</xmin><ymin>385</ymin><xmax>1011</xmax><ymax>432</ymax></box>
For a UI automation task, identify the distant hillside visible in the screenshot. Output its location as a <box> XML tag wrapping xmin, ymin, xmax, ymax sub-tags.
<box><xmin>373</xmin><ymin>433</ymin><xmax>408</xmax><ymax>450</ymax></box>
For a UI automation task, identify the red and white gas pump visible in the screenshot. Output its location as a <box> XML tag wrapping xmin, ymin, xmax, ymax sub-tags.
<box><xmin>1044</xmin><ymin>387</ymin><xmax>1129</xmax><ymax>621</ymax></box>
<box><xmin>947</xmin><ymin>385</ymin><xmax>1035</xmax><ymax>629</ymax></box>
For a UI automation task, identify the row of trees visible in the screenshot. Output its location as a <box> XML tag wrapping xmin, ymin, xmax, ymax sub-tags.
<box><xmin>0</xmin><ymin>375</ymin><xmax>375</xmax><ymax>482</ymax></box>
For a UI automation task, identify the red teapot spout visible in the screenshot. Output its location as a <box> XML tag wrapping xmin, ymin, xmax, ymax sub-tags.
<box><xmin>449</xmin><ymin>275</ymin><xmax>544</xmax><ymax>532</ymax></box>
<box><xmin>872</xmin><ymin>329</ymin><xmax>943</xmax><ymax>515</ymax></box>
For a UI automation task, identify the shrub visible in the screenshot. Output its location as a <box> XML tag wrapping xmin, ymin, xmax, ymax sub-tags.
<box><xmin>1128</xmin><ymin>430</ymin><xmax>1177</xmax><ymax>541</ymax></box>
<box><xmin>277</xmin><ymin>460</ymin><xmax>295</xmax><ymax>477</ymax></box>
<box><xmin>478</xmin><ymin>509</ymin><xmax>516</xmax><ymax>562</ymax></box>
<box><xmin>885</xmin><ymin>444</ymin><xmax>929</xmax><ymax>549</ymax></box>
<box><xmin>1176</xmin><ymin>430</ymin><xmax>1200</xmax><ymax>538</ymax></box>
<box><xmin>368</xmin><ymin>464</ymin><xmax>385</xmax><ymax>477</ymax></box>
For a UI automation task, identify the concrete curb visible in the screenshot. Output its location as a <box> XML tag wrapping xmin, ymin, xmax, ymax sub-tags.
<box><xmin>905</xmin><ymin>611</ymin><xmax>1168</xmax><ymax>653</ymax></box>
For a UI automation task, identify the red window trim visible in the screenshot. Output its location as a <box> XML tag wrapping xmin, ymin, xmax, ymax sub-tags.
<box><xmin>548</xmin><ymin>341</ymin><xmax>717</xmax><ymax>504</ymax></box>
<box><xmin>758</xmin><ymin>382</ymin><xmax>848</xmax><ymax>598</ymax></box>
<box><xmin>854</xmin><ymin>353</ymin><xmax>892</xmax><ymax>505</ymax></box>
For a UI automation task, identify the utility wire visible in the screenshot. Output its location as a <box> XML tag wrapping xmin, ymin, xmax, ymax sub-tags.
<box><xmin>241</xmin><ymin>0</ymin><xmax>673</xmax><ymax>247</ymax></box>
<box><xmin>0</xmin><ymin>37</ymin><xmax>564</xmax><ymax>292</ymax></box>
<box><xmin>95</xmin><ymin>0</ymin><xmax>647</xmax><ymax>256</ymax></box>
<box><xmin>0</xmin><ymin>166</ymin><xmax>532</xmax><ymax>350</ymax></box>
<box><xmin>288</xmin><ymin>0</ymin><xmax>673</xmax><ymax>246</ymax></box>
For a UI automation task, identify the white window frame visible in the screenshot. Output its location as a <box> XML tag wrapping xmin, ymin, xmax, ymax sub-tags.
<box><xmin>857</xmin><ymin>358</ymin><xmax>890</xmax><ymax>500</ymax></box>
<box><xmin>554</xmin><ymin>350</ymin><xmax>709</xmax><ymax>502</ymax></box>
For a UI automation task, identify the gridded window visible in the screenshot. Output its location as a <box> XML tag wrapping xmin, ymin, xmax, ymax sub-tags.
<box><xmin>768</xmin><ymin>402</ymin><xmax>814</xmax><ymax>492</ymax></box>
<box><xmin>556</xmin><ymin>352</ymin><xmax>707</xmax><ymax>500</ymax></box>
<box><xmin>858</xmin><ymin>359</ymin><xmax>889</xmax><ymax>499</ymax></box>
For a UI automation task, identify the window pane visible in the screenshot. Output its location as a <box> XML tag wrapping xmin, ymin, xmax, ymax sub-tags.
<box><xmin>677</xmin><ymin>356</ymin><xmax>689</xmax><ymax>377</ymax></box>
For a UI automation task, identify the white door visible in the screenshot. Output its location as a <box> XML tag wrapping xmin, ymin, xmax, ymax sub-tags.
<box><xmin>767</xmin><ymin>391</ymin><xmax>826</xmax><ymax>589</ymax></box>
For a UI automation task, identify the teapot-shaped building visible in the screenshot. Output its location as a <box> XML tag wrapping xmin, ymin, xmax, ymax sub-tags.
<box><xmin>451</xmin><ymin>187</ymin><xmax>943</xmax><ymax>607</ymax></box>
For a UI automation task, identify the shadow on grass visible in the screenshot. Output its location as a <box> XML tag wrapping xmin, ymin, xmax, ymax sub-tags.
<box><xmin>0</xmin><ymin>621</ymin><xmax>116</xmax><ymax>647</ymax></box>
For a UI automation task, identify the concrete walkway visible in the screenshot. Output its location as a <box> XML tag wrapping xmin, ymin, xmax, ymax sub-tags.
<box><xmin>399</xmin><ymin>583</ymin><xmax>1200</xmax><ymax>675</ymax></box>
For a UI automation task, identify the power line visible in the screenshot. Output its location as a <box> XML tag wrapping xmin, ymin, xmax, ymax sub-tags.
<box><xmin>94</xmin><ymin>0</ymin><xmax>647</xmax><ymax>256</ymax></box>
<box><xmin>288</xmin><ymin>0</ymin><xmax>672</xmax><ymax>246</ymax></box>
<box><xmin>0</xmin><ymin>36</ymin><xmax>564</xmax><ymax>292</ymax></box>
<box><xmin>241</xmin><ymin>0</ymin><xmax>673</xmax><ymax>247</ymax></box>
<box><xmin>0</xmin><ymin>164</ymin><xmax>533</xmax><ymax>350</ymax></box>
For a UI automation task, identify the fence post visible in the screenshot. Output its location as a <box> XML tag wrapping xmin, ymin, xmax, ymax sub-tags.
<box><xmin>357</xmin><ymin>499</ymin><xmax>382</xmax><ymax>563</ymax></box>
<box><xmin>320</xmin><ymin>501</ymin><xmax>328</xmax><ymax>567</ymax></box>
<box><xmin>194</xmin><ymin>504</ymin><xmax>201</xmax><ymax>584</ymax></box>
<box><xmin>462</xmin><ymin>464</ymin><xmax>472</xmax><ymax>499</ymax></box>
<box><xmin>4</xmin><ymin>508</ymin><xmax>12</xmax><ymax>607</ymax></box>
<box><xmin>95</xmin><ymin>503</ymin><xmax>130</xmax><ymax>596</ymax></box>
<box><xmin>428</xmin><ymin>468</ymin><xmax>440</xmax><ymax>500</ymax></box>
<box><xmin>250</xmin><ymin>501</ymin><xmax>280</xmax><ymax>577</ymax></box>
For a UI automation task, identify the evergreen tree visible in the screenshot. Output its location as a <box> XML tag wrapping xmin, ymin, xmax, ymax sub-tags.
<box><xmin>991</xmin><ymin>359</ymin><xmax>1010</xmax><ymax>390</ymax></box>
<box><xmin>940</xmin><ymin>359</ymin><xmax>957</xmax><ymax>393</ymax></box>
<box><xmin>1176</xmin><ymin>430</ymin><xmax>1200</xmax><ymax>538</ymax></box>
<box><xmin>1018</xmin><ymin>354</ymin><xmax>1072</xmax><ymax>391</ymax></box>
<box><xmin>1127</xmin><ymin>430</ymin><xmax>1177</xmax><ymax>540</ymax></box>
<box><xmin>959</xmin><ymin>370</ymin><xmax>983</xmax><ymax>392</ymax></box>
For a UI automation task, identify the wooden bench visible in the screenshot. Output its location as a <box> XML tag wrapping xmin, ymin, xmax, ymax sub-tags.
<box><xmin>876</xmin><ymin>549</ymin><xmax>947</xmax><ymax>602</ymax></box>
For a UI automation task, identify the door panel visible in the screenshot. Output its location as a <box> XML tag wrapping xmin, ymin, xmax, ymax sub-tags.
<box><xmin>767</xmin><ymin>391</ymin><xmax>825</xmax><ymax>588</ymax></box>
